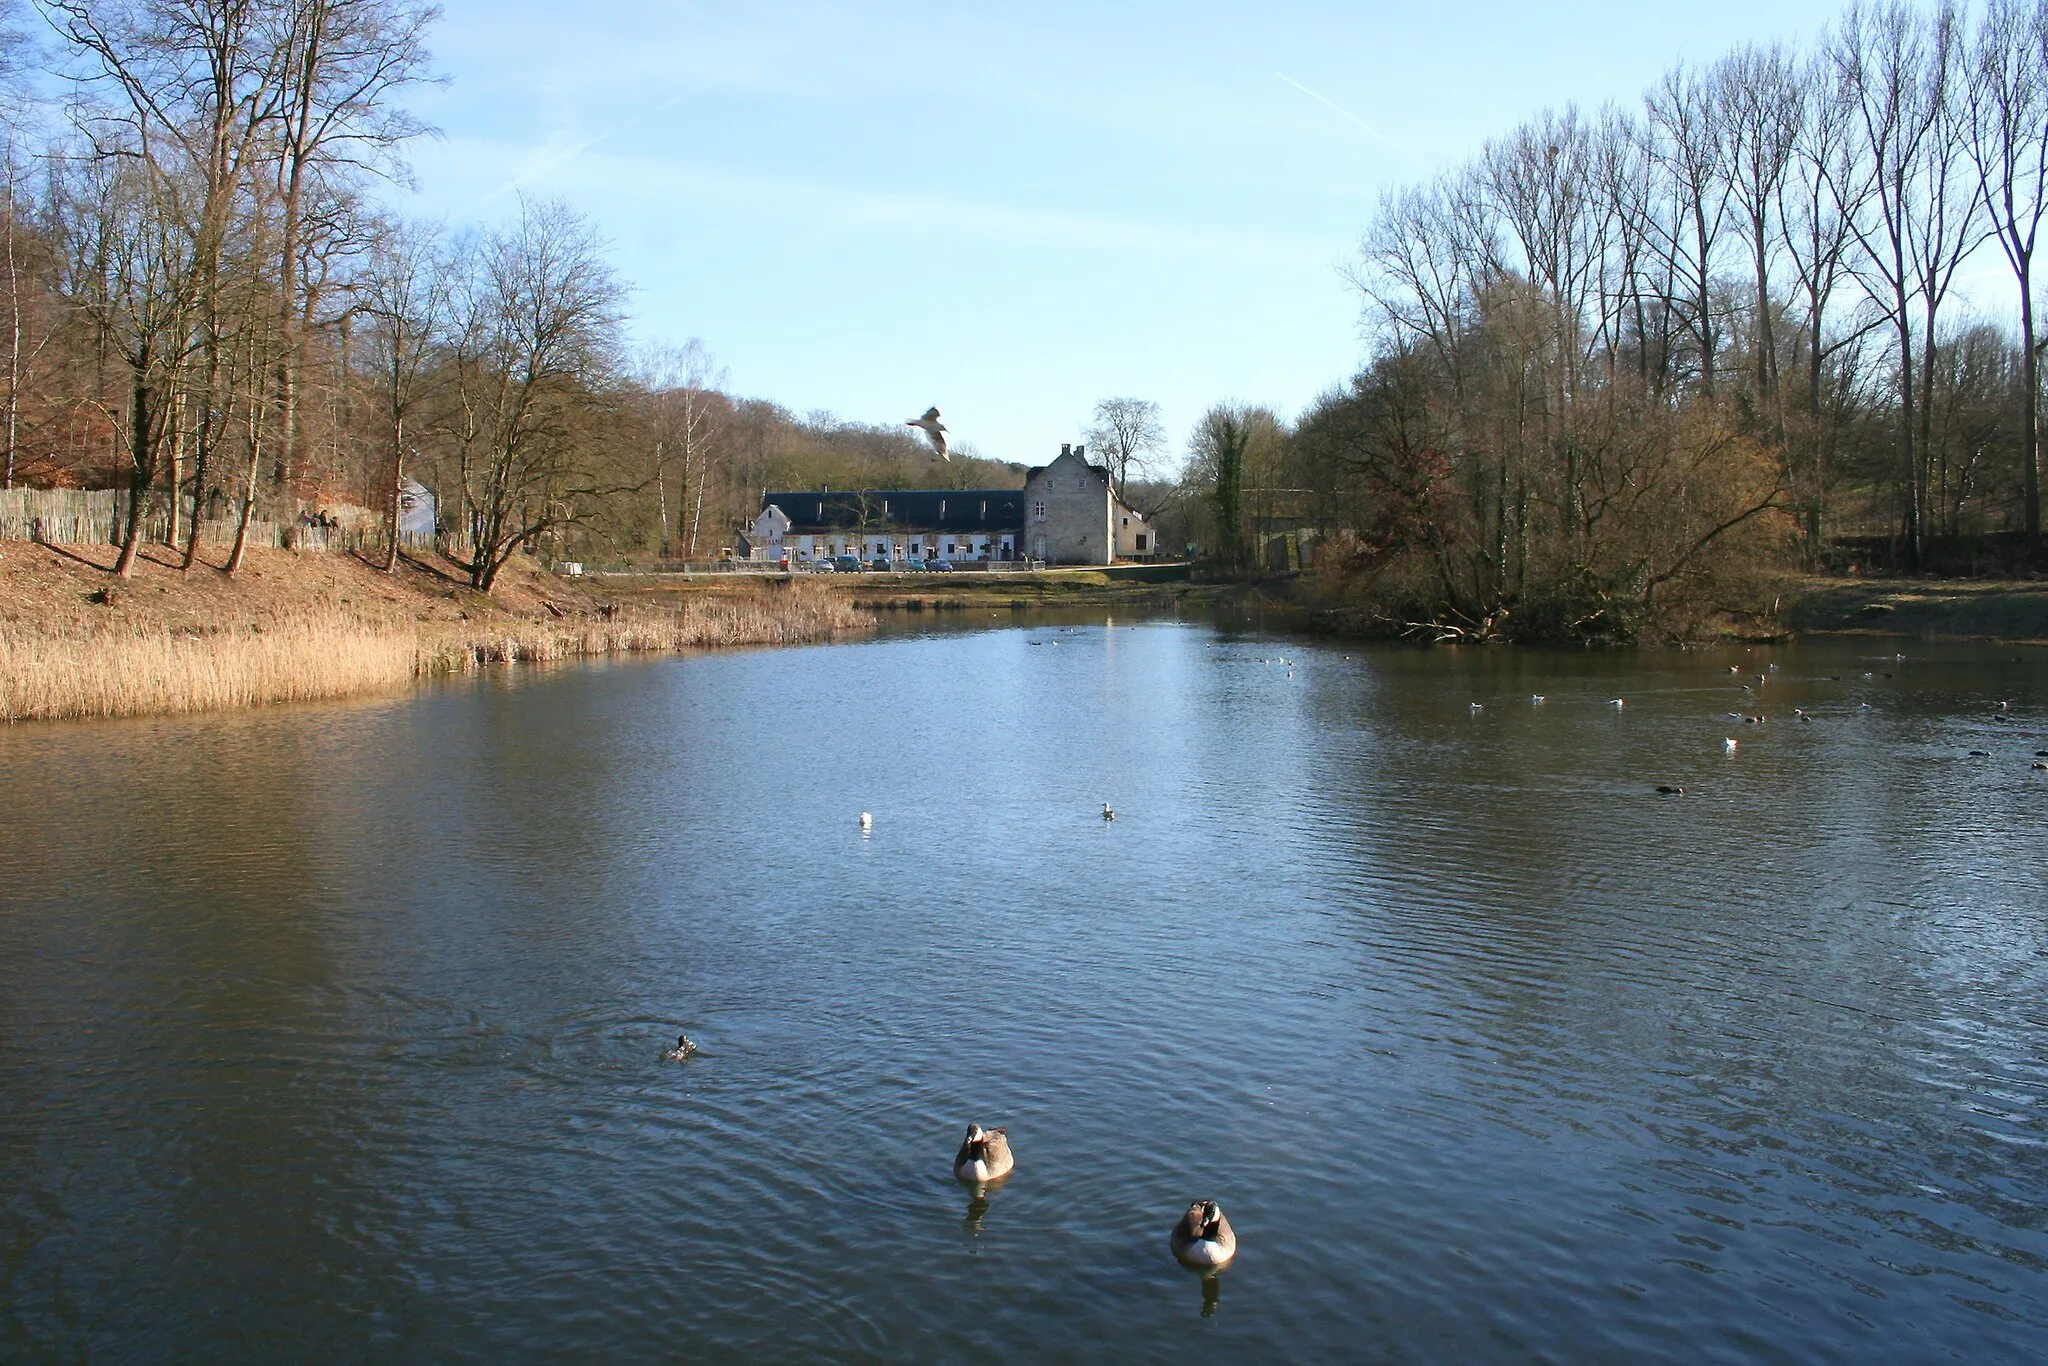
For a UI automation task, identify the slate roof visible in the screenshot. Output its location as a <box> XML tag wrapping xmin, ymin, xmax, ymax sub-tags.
<box><xmin>763</xmin><ymin>489</ymin><xmax>1025</xmax><ymax>533</ymax></box>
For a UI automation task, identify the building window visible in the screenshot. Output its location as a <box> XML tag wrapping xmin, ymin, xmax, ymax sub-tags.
<box><xmin>1121</xmin><ymin>516</ymin><xmax>1128</xmax><ymax>526</ymax></box>
<box><xmin>1136</xmin><ymin>534</ymin><xmax>1148</xmax><ymax>551</ymax></box>
<box><xmin>1032</xmin><ymin>501</ymin><xmax>1046</xmax><ymax>521</ymax></box>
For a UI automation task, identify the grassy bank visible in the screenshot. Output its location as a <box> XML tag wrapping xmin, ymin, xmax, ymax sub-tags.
<box><xmin>596</xmin><ymin>562</ymin><xmax>1218</xmax><ymax>614</ymax></box>
<box><xmin>0</xmin><ymin>543</ymin><xmax>870</xmax><ymax>723</ymax></box>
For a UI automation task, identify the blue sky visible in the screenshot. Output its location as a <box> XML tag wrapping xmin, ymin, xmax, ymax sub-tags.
<box><xmin>399</xmin><ymin>0</ymin><xmax>1852</xmax><ymax>470</ymax></box>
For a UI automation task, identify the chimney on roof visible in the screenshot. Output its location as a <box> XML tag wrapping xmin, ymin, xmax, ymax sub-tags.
<box><xmin>1061</xmin><ymin>442</ymin><xmax>1071</xmax><ymax>457</ymax></box>
<box><xmin>1075</xmin><ymin>444</ymin><xmax>1085</xmax><ymax>460</ymax></box>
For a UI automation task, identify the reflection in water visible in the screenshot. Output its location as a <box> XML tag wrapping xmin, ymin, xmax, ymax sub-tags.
<box><xmin>1198</xmin><ymin>1269</ymin><xmax>1222</xmax><ymax>1319</ymax></box>
<box><xmin>1</xmin><ymin>619</ymin><xmax>2045</xmax><ymax>1361</ymax></box>
<box><xmin>962</xmin><ymin>1187</ymin><xmax>993</xmax><ymax>1236</ymax></box>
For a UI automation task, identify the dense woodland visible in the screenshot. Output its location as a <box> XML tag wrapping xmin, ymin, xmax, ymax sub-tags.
<box><xmin>1173</xmin><ymin>0</ymin><xmax>2048</xmax><ymax>638</ymax></box>
<box><xmin>1</xmin><ymin>1</ymin><xmax>2045</xmax><ymax>635</ymax></box>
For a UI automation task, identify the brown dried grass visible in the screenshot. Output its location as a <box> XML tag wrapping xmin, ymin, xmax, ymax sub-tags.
<box><xmin>0</xmin><ymin>582</ymin><xmax>870</xmax><ymax>723</ymax></box>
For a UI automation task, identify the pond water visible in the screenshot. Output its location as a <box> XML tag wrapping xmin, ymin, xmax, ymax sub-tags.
<box><xmin>2</xmin><ymin>614</ymin><xmax>2046</xmax><ymax>1362</ymax></box>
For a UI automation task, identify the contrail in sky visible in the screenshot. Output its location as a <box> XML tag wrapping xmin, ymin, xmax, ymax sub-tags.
<box><xmin>477</xmin><ymin>89</ymin><xmax>693</xmax><ymax>206</ymax></box>
<box><xmin>1275</xmin><ymin>73</ymin><xmax>1427</xmax><ymax>169</ymax></box>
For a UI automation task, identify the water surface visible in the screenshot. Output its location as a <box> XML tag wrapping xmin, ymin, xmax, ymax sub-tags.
<box><xmin>2</xmin><ymin>618</ymin><xmax>2045</xmax><ymax>1361</ymax></box>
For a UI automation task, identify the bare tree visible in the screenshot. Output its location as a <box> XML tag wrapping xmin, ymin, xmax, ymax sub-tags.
<box><xmin>49</xmin><ymin>148</ymin><xmax>199</xmax><ymax>576</ymax></box>
<box><xmin>1968</xmin><ymin>0</ymin><xmax>2048</xmax><ymax>537</ymax></box>
<box><xmin>267</xmin><ymin>0</ymin><xmax>438</xmax><ymax>491</ymax></box>
<box><xmin>637</xmin><ymin>337</ymin><xmax>724</xmax><ymax>558</ymax></box>
<box><xmin>1834</xmin><ymin>0</ymin><xmax>1955</xmax><ymax>565</ymax></box>
<box><xmin>1647</xmin><ymin>64</ymin><xmax>1732</xmax><ymax>395</ymax></box>
<box><xmin>1716</xmin><ymin>44</ymin><xmax>1803</xmax><ymax>419</ymax></box>
<box><xmin>1085</xmin><ymin>395</ymin><xmax>1164</xmax><ymax>500</ymax></box>
<box><xmin>356</xmin><ymin>213</ymin><xmax>444</xmax><ymax>569</ymax></box>
<box><xmin>444</xmin><ymin>197</ymin><xmax>626</xmax><ymax>591</ymax></box>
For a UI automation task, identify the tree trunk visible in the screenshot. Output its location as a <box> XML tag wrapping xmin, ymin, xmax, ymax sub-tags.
<box><xmin>384</xmin><ymin>416</ymin><xmax>403</xmax><ymax>573</ymax></box>
<box><xmin>114</xmin><ymin>375</ymin><xmax>153</xmax><ymax>578</ymax></box>
<box><xmin>2023</xmin><ymin>274</ymin><xmax>2041</xmax><ymax>540</ymax></box>
<box><xmin>3</xmin><ymin>157</ymin><xmax>18</xmax><ymax>493</ymax></box>
<box><xmin>226</xmin><ymin>386</ymin><xmax>267</xmax><ymax>576</ymax></box>
<box><xmin>166</xmin><ymin>387</ymin><xmax>186</xmax><ymax>548</ymax></box>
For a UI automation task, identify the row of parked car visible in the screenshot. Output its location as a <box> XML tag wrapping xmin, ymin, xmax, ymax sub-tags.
<box><xmin>785</xmin><ymin>554</ymin><xmax>960</xmax><ymax>573</ymax></box>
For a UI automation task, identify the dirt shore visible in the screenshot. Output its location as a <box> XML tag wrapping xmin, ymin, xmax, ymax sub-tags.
<box><xmin>1780</xmin><ymin>577</ymin><xmax>2048</xmax><ymax>644</ymax></box>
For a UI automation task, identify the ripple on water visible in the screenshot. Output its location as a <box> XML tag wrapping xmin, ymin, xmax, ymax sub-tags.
<box><xmin>1</xmin><ymin>628</ymin><xmax>2046</xmax><ymax>1360</ymax></box>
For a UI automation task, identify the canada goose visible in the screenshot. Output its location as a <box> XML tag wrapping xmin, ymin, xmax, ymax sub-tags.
<box><xmin>1171</xmin><ymin>1200</ymin><xmax>1238</xmax><ymax>1269</ymax></box>
<box><xmin>906</xmin><ymin>406</ymin><xmax>949</xmax><ymax>459</ymax></box>
<box><xmin>1655</xmin><ymin>784</ymin><xmax>1685</xmax><ymax>795</ymax></box>
<box><xmin>1102</xmin><ymin>802</ymin><xmax>1116</xmax><ymax>821</ymax></box>
<box><xmin>953</xmin><ymin>1124</ymin><xmax>1014</xmax><ymax>1183</ymax></box>
<box><xmin>663</xmin><ymin>1034</ymin><xmax>697</xmax><ymax>1062</ymax></box>
<box><xmin>2032</xmin><ymin>761</ymin><xmax>2047</xmax><ymax>770</ymax></box>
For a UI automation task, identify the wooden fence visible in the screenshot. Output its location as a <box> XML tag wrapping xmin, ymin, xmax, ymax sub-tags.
<box><xmin>0</xmin><ymin>487</ymin><xmax>428</xmax><ymax>557</ymax></box>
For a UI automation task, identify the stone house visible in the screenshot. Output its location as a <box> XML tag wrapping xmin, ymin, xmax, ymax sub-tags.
<box><xmin>746</xmin><ymin>489</ymin><xmax>1025</xmax><ymax>563</ymax></box>
<box><xmin>1020</xmin><ymin>444</ymin><xmax>1156</xmax><ymax>565</ymax></box>
<box><xmin>741</xmin><ymin>444</ymin><xmax>1157</xmax><ymax>566</ymax></box>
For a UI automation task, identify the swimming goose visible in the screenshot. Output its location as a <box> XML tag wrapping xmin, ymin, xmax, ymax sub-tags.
<box><xmin>1102</xmin><ymin>802</ymin><xmax>1116</xmax><ymax>821</ymax></box>
<box><xmin>953</xmin><ymin>1124</ymin><xmax>1014</xmax><ymax>1183</ymax></box>
<box><xmin>1655</xmin><ymin>785</ymin><xmax>1686</xmax><ymax>795</ymax></box>
<box><xmin>663</xmin><ymin>1034</ymin><xmax>698</xmax><ymax>1061</ymax></box>
<box><xmin>2032</xmin><ymin>761</ymin><xmax>2047</xmax><ymax>771</ymax></box>
<box><xmin>1171</xmin><ymin>1200</ymin><xmax>1238</xmax><ymax>1269</ymax></box>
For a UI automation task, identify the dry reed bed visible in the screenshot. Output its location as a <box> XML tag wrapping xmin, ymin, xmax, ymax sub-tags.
<box><xmin>1</xmin><ymin>585</ymin><xmax>870</xmax><ymax>723</ymax></box>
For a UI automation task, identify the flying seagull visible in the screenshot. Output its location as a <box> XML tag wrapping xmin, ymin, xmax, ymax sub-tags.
<box><xmin>906</xmin><ymin>406</ymin><xmax>949</xmax><ymax>460</ymax></box>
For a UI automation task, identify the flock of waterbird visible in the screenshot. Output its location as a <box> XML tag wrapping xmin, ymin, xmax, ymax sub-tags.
<box><xmin>662</xmin><ymin>1040</ymin><xmax>1234</xmax><ymax>1274</ymax></box>
<box><xmin>845</xmin><ymin>809</ymin><xmax>1234</xmax><ymax>1271</ymax></box>
<box><xmin>665</xmin><ymin>794</ymin><xmax>1238</xmax><ymax>1281</ymax></box>
<box><xmin>655</xmin><ymin>636</ymin><xmax>2034</xmax><ymax>1291</ymax></box>
<box><xmin>1467</xmin><ymin>650</ymin><xmax>2044</xmax><ymax>793</ymax></box>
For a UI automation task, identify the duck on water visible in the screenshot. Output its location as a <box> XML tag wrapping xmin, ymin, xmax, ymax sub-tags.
<box><xmin>953</xmin><ymin>1124</ymin><xmax>1015</xmax><ymax>1183</ymax></box>
<box><xmin>1171</xmin><ymin>1199</ymin><xmax>1238</xmax><ymax>1269</ymax></box>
